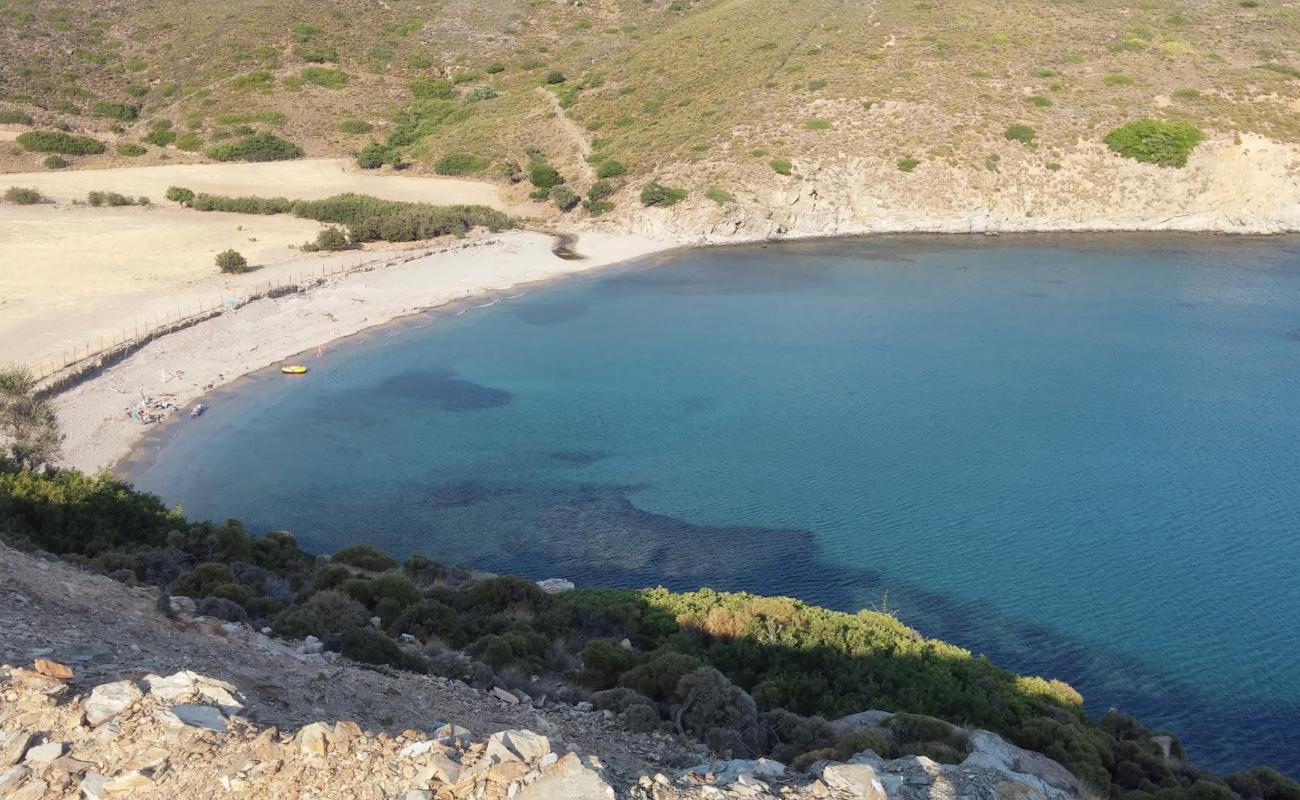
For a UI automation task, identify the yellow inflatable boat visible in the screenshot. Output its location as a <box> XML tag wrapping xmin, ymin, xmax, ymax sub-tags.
<box><xmin>281</xmin><ymin>365</ymin><xmax>309</xmax><ymax>375</ymax></box>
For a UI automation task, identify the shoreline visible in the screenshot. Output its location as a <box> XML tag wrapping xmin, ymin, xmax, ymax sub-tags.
<box><xmin>53</xmin><ymin>229</ymin><xmax>678</xmax><ymax>474</ymax></box>
<box><xmin>51</xmin><ymin>226</ymin><xmax>1300</xmax><ymax>475</ymax></box>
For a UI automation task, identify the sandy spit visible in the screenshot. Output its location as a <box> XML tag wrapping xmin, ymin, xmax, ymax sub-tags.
<box><xmin>54</xmin><ymin>230</ymin><xmax>674</xmax><ymax>473</ymax></box>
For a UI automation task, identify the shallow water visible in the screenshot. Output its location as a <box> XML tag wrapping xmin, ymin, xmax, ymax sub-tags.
<box><xmin>129</xmin><ymin>234</ymin><xmax>1300</xmax><ymax>775</ymax></box>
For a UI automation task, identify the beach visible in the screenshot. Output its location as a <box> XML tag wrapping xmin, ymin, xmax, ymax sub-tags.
<box><xmin>52</xmin><ymin>230</ymin><xmax>674</xmax><ymax>473</ymax></box>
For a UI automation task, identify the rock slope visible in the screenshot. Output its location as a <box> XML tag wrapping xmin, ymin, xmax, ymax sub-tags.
<box><xmin>0</xmin><ymin>544</ymin><xmax>1090</xmax><ymax>800</ymax></box>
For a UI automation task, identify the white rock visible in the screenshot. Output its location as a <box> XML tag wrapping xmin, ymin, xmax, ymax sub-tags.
<box><xmin>415</xmin><ymin>753</ymin><xmax>460</xmax><ymax>785</ymax></box>
<box><xmin>517</xmin><ymin>752</ymin><xmax>614</xmax><ymax>800</ymax></box>
<box><xmin>0</xmin><ymin>766</ymin><xmax>28</xmax><ymax>794</ymax></box>
<box><xmin>172</xmin><ymin>704</ymin><xmax>229</xmax><ymax>731</ymax></box>
<box><xmin>23</xmin><ymin>741</ymin><xmax>64</xmax><ymax>763</ymax></box>
<box><xmin>84</xmin><ymin>680</ymin><xmax>142</xmax><ymax>726</ymax></box>
<box><xmin>80</xmin><ymin>773</ymin><xmax>109</xmax><ymax>800</ymax></box>
<box><xmin>398</xmin><ymin>740</ymin><xmax>434</xmax><ymax>759</ymax></box>
<box><xmin>493</xmin><ymin>687</ymin><xmax>520</xmax><ymax>705</ymax></box>
<box><xmin>142</xmin><ymin>671</ymin><xmax>242</xmax><ymax>712</ymax></box>
<box><xmin>536</xmin><ymin>578</ymin><xmax>575</xmax><ymax>594</ymax></box>
<box><xmin>820</xmin><ymin>764</ymin><xmax>887</xmax><ymax>800</ymax></box>
<box><xmin>492</xmin><ymin>730</ymin><xmax>551</xmax><ymax>763</ymax></box>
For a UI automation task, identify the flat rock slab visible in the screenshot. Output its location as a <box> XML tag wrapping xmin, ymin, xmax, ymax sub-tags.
<box><xmin>172</xmin><ymin>704</ymin><xmax>229</xmax><ymax>731</ymax></box>
<box><xmin>84</xmin><ymin>680</ymin><xmax>142</xmax><ymax>726</ymax></box>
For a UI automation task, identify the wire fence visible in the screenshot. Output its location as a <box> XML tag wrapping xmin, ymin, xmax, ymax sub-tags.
<box><xmin>23</xmin><ymin>243</ymin><xmax>459</xmax><ymax>397</ymax></box>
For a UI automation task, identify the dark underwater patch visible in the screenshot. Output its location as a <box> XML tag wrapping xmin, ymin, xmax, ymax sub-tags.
<box><xmin>548</xmin><ymin>450</ymin><xmax>609</xmax><ymax>466</ymax></box>
<box><xmin>376</xmin><ymin>368</ymin><xmax>511</xmax><ymax>410</ymax></box>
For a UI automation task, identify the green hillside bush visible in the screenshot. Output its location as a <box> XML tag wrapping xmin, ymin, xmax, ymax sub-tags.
<box><xmin>4</xmin><ymin>186</ymin><xmax>46</xmax><ymax>205</ymax></box>
<box><xmin>1104</xmin><ymin>119</ymin><xmax>1203</xmax><ymax>167</ymax></box>
<box><xmin>434</xmin><ymin>153</ymin><xmax>490</xmax><ymax>175</ymax></box>
<box><xmin>639</xmin><ymin>180</ymin><xmax>687</xmax><ymax>206</ymax></box>
<box><xmin>207</xmin><ymin>132</ymin><xmax>303</xmax><ymax>162</ymax></box>
<box><xmin>16</xmin><ymin>131</ymin><xmax>106</xmax><ymax>155</ymax></box>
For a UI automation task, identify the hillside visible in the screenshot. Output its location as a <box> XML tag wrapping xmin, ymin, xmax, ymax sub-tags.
<box><xmin>3</xmin><ymin>0</ymin><xmax>1299</xmax><ymax>234</ymax></box>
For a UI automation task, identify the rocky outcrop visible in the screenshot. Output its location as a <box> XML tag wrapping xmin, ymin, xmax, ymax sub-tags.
<box><xmin>601</xmin><ymin>134</ymin><xmax>1300</xmax><ymax>242</ymax></box>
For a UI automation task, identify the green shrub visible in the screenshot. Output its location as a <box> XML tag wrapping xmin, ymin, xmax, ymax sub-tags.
<box><xmin>293</xmin><ymin>194</ymin><xmax>514</xmax><ymax>242</ymax></box>
<box><xmin>587</xmin><ymin>179</ymin><xmax>617</xmax><ymax>201</ymax></box>
<box><xmin>639</xmin><ymin>181</ymin><xmax>687</xmax><ymax>207</ymax></box>
<box><xmin>215</xmin><ymin>249</ymin><xmax>249</xmax><ymax>273</ymax></box>
<box><xmin>305</xmin><ymin>589</ymin><xmax>370</xmax><ymax>633</ymax></box>
<box><xmin>897</xmin><ymin>157</ymin><xmax>921</xmax><ymax>172</ymax></box>
<box><xmin>389</xmin><ymin>599</ymin><xmax>465</xmax><ymax>645</ymax></box>
<box><xmin>834</xmin><ymin>729</ymin><xmax>895</xmax><ymax>760</ymax></box>
<box><xmin>1004</xmin><ymin>124</ymin><xmax>1035</xmax><ymax>144</ymax></box>
<box><xmin>294</xmin><ymin>45</ymin><xmax>338</xmax><ymax>63</ymax></box>
<box><xmin>87</xmin><ymin>191</ymin><xmax>136</xmax><ymax>207</ymax></box>
<box><xmin>339</xmin><ymin>627</ymin><xmax>426</xmax><ymax>671</ymax></box>
<box><xmin>144</xmin><ymin>129</ymin><xmax>177</xmax><ymax>147</ymax></box>
<box><xmin>596</xmin><ymin>159</ymin><xmax>628</xmax><ymax>178</ymax></box>
<box><xmin>529</xmin><ymin>162</ymin><xmax>564</xmax><ymax>190</ymax></box>
<box><xmin>338</xmin><ymin>119</ymin><xmax>373</xmax><ymax>135</ymax></box>
<box><xmin>464</xmin><ymin>85</ymin><xmax>498</xmax><ymax>102</ymax></box>
<box><xmin>166</xmin><ymin>186</ymin><xmax>195</xmax><ymax>205</ymax></box>
<box><xmin>331</xmin><ymin>544</ymin><xmax>397</xmax><ymax>571</ymax></box>
<box><xmin>485</xmin><ymin>62</ymin><xmax>506</xmax><ymax>74</ymax></box>
<box><xmin>583</xmin><ymin>199</ymin><xmax>615</xmax><ymax>216</ymax></box>
<box><xmin>804</xmin><ymin>118</ymin><xmax>832</xmax><ymax>130</ymax></box>
<box><xmin>434</xmin><ymin>153</ymin><xmax>490</xmax><ymax>176</ymax></box>
<box><xmin>1104</xmin><ymin>119</ymin><xmax>1203</xmax><ymax>167</ymax></box>
<box><xmin>207</xmin><ymin>132</ymin><xmax>303</xmax><ymax>162</ymax></box>
<box><xmin>175</xmin><ymin>132</ymin><xmax>203</xmax><ymax>152</ymax></box>
<box><xmin>618</xmin><ymin>650</ymin><xmax>702</xmax><ymax>700</ymax></box>
<box><xmin>301</xmin><ymin>227</ymin><xmax>350</xmax><ymax>252</ymax></box>
<box><xmin>580</xmin><ymin>639</ymin><xmax>641</xmax><ymax>688</ymax></box>
<box><xmin>891</xmin><ymin>712</ymin><xmax>956</xmax><ymax>742</ymax></box>
<box><xmin>357</xmin><ymin>142</ymin><xmax>401</xmax><ymax>169</ymax></box>
<box><xmin>770</xmin><ymin>158</ymin><xmax>792</xmax><ymax>175</ymax></box>
<box><xmin>544</xmin><ymin>71</ymin><xmax>566</xmax><ymax>84</ymax></box>
<box><xmin>272</xmin><ymin>606</ymin><xmax>325</xmax><ymax>639</ymax></box>
<box><xmin>43</xmin><ymin>155</ymin><xmax>69</xmax><ymax>169</ymax></box>
<box><xmin>16</xmin><ymin>130</ymin><xmax>106</xmax><ymax>155</ymax></box>
<box><xmin>705</xmin><ymin>187</ymin><xmax>734</xmax><ymax>204</ymax></box>
<box><xmin>410</xmin><ymin>77</ymin><xmax>454</xmax><ymax>99</ymax></box>
<box><xmin>116</xmin><ymin>142</ymin><xmax>147</xmax><ymax>157</ymax></box>
<box><xmin>900</xmin><ymin>741</ymin><xmax>966</xmax><ymax>763</ymax></box>
<box><xmin>550</xmin><ymin>184</ymin><xmax>580</xmax><ymax>211</ymax></box>
<box><xmin>190</xmin><ymin>194</ymin><xmax>294</xmax><ymax>214</ymax></box>
<box><xmin>93</xmin><ymin>101</ymin><xmax>139</xmax><ymax>122</ymax></box>
<box><xmin>4</xmin><ymin>186</ymin><xmax>46</xmax><ymax>205</ymax></box>
<box><xmin>0</xmin><ymin>110</ymin><xmax>34</xmax><ymax>125</ymax></box>
<box><xmin>1027</xmin><ymin>95</ymin><xmax>1052</xmax><ymax>107</ymax></box>
<box><xmin>301</xmin><ymin>67</ymin><xmax>350</xmax><ymax>89</ymax></box>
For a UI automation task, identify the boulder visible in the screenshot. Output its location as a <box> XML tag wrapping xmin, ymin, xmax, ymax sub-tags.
<box><xmin>490</xmin><ymin>730</ymin><xmax>551</xmax><ymax>763</ymax></box>
<box><xmin>0</xmin><ymin>732</ymin><xmax>32</xmax><ymax>768</ymax></box>
<box><xmin>142</xmin><ymin>671</ymin><xmax>243</xmax><ymax>713</ymax></box>
<box><xmin>103</xmin><ymin>771</ymin><xmax>154</xmax><ymax>793</ymax></box>
<box><xmin>820</xmin><ymin>763</ymin><xmax>887</xmax><ymax>800</ymax></box>
<box><xmin>80</xmin><ymin>774</ymin><xmax>109</xmax><ymax>800</ymax></box>
<box><xmin>33</xmin><ymin>659</ymin><xmax>73</xmax><ymax>680</ymax></box>
<box><xmin>682</xmin><ymin>758</ymin><xmax>785</xmax><ymax>785</ymax></box>
<box><xmin>415</xmin><ymin>753</ymin><xmax>461</xmax><ymax>786</ymax></box>
<box><xmin>84</xmin><ymin>680</ymin><xmax>142</xmax><ymax>727</ymax></box>
<box><xmin>493</xmin><ymin>687</ymin><xmax>521</xmax><ymax>704</ymax></box>
<box><xmin>965</xmin><ymin>731</ymin><xmax>1084</xmax><ymax>797</ymax></box>
<box><xmin>0</xmin><ymin>766</ymin><xmax>28</xmax><ymax>794</ymax></box>
<box><xmin>536</xmin><ymin>578</ymin><xmax>576</xmax><ymax>594</ymax></box>
<box><xmin>517</xmin><ymin>752</ymin><xmax>614</xmax><ymax>800</ymax></box>
<box><xmin>295</xmin><ymin>723</ymin><xmax>331</xmax><ymax>757</ymax></box>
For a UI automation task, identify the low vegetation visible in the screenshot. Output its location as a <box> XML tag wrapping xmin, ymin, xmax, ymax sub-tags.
<box><xmin>1</xmin><ymin>457</ymin><xmax>1296</xmax><ymax>800</ymax></box>
<box><xmin>640</xmin><ymin>181</ymin><xmax>688</xmax><ymax>207</ymax></box>
<box><xmin>87</xmin><ymin>191</ymin><xmax>150</xmax><ymax>207</ymax></box>
<box><xmin>1104</xmin><ymin>119</ymin><xmax>1204</xmax><ymax>167</ymax></box>
<box><xmin>434</xmin><ymin>153</ymin><xmax>490</xmax><ymax>176</ymax></box>
<box><xmin>16</xmin><ymin>131</ymin><xmax>106</xmax><ymax>156</ymax></box>
<box><xmin>4</xmin><ymin>186</ymin><xmax>47</xmax><ymax>205</ymax></box>
<box><xmin>215</xmin><ymin>249</ymin><xmax>249</xmax><ymax>273</ymax></box>
<box><xmin>300</xmin><ymin>227</ymin><xmax>351</xmax><ymax>252</ymax></box>
<box><xmin>171</xmin><ymin>188</ymin><xmax>515</xmax><ymax>243</ymax></box>
<box><xmin>207</xmin><ymin>132</ymin><xmax>303</xmax><ymax>163</ymax></box>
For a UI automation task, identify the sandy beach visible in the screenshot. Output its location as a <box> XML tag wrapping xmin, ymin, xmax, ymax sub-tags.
<box><xmin>0</xmin><ymin>160</ymin><xmax>528</xmax><ymax>370</ymax></box>
<box><xmin>52</xmin><ymin>230</ymin><xmax>673</xmax><ymax>473</ymax></box>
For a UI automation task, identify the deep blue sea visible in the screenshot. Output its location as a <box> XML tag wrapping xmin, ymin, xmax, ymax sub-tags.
<box><xmin>128</xmin><ymin>235</ymin><xmax>1300</xmax><ymax>776</ymax></box>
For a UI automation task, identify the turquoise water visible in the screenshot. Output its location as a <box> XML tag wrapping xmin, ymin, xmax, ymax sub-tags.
<box><xmin>129</xmin><ymin>235</ymin><xmax>1300</xmax><ymax>775</ymax></box>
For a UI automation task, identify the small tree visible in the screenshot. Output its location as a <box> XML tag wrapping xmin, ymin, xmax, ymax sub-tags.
<box><xmin>0</xmin><ymin>367</ymin><xmax>62</xmax><ymax>470</ymax></box>
<box><xmin>302</xmin><ymin>227</ymin><xmax>350</xmax><ymax>252</ymax></box>
<box><xmin>165</xmin><ymin>186</ymin><xmax>195</xmax><ymax>205</ymax></box>
<box><xmin>215</xmin><ymin>249</ymin><xmax>249</xmax><ymax>273</ymax></box>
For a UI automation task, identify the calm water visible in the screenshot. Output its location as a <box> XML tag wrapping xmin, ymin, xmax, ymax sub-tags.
<box><xmin>129</xmin><ymin>235</ymin><xmax>1300</xmax><ymax>775</ymax></box>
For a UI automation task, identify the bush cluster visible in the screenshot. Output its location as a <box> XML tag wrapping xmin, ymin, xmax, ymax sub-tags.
<box><xmin>189</xmin><ymin>193</ymin><xmax>295</xmax><ymax>214</ymax></box>
<box><xmin>0</xmin><ymin>110</ymin><xmax>34</xmax><ymax>125</ymax></box>
<box><xmin>16</xmin><ymin>131</ymin><xmax>107</xmax><ymax>155</ymax></box>
<box><xmin>4</xmin><ymin>186</ymin><xmax>46</xmax><ymax>205</ymax></box>
<box><xmin>207</xmin><ymin>132</ymin><xmax>303</xmax><ymax>162</ymax></box>
<box><xmin>640</xmin><ymin>181</ymin><xmax>688</xmax><ymax>207</ymax></box>
<box><xmin>92</xmin><ymin>101</ymin><xmax>139</xmax><ymax>122</ymax></box>
<box><xmin>2</xmin><ymin>465</ymin><xmax>1296</xmax><ymax>800</ymax></box>
<box><xmin>434</xmin><ymin>153</ymin><xmax>490</xmax><ymax>176</ymax></box>
<box><xmin>300</xmin><ymin>227</ymin><xmax>351</xmax><ymax>252</ymax></box>
<box><xmin>87</xmin><ymin>191</ymin><xmax>149</xmax><ymax>207</ymax></box>
<box><xmin>1103</xmin><ymin>119</ymin><xmax>1204</xmax><ymax>167</ymax></box>
<box><xmin>215</xmin><ymin>249</ymin><xmax>249</xmax><ymax>273</ymax></box>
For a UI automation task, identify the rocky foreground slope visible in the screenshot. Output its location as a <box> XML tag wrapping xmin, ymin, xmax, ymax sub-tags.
<box><xmin>0</xmin><ymin>544</ymin><xmax>1092</xmax><ymax>800</ymax></box>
